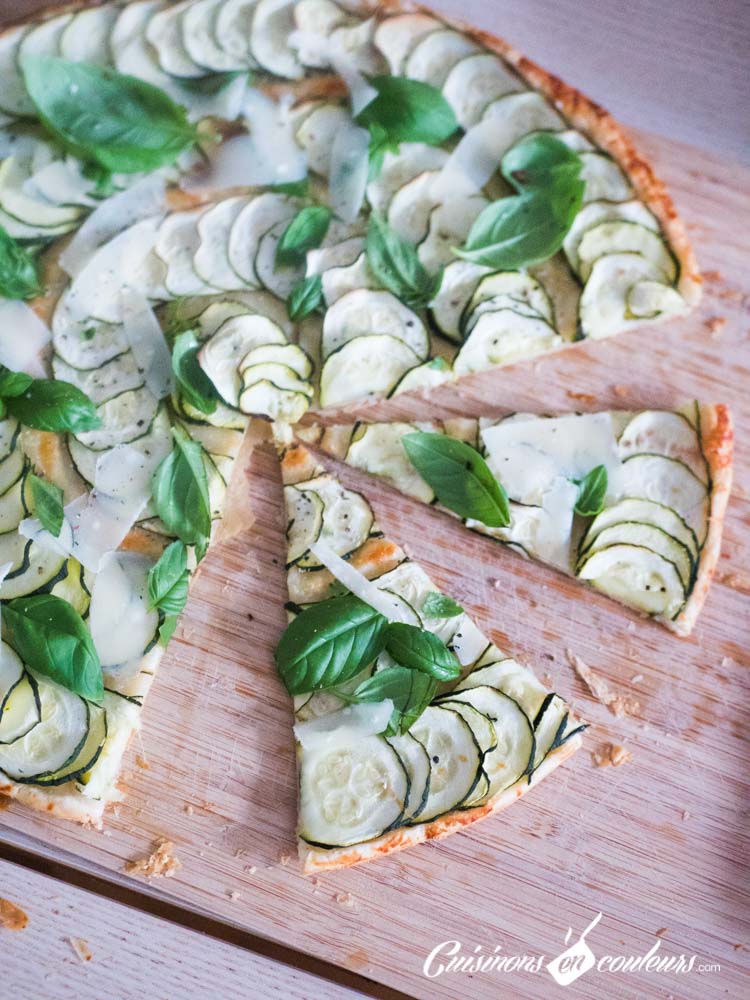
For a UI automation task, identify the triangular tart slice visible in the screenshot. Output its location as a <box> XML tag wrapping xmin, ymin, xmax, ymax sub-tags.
<box><xmin>275</xmin><ymin>430</ymin><xmax>584</xmax><ymax>872</ymax></box>
<box><xmin>296</xmin><ymin>402</ymin><xmax>733</xmax><ymax>635</ymax></box>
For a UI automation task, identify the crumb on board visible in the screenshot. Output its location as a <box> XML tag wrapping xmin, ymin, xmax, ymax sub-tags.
<box><xmin>184</xmin><ymin>805</ymin><xmax>194</xmax><ymax>816</ymax></box>
<box><xmin>334</xmin><ymin>892</ymin><xmax>355</xmax><ymax>907</ymax></box>
<box><xmin>591</xmin><ymin>743</ymin><xmax>632</xmax><ymax>768</ymax></box>
<box><xmin>69</xmin><ymin>938</ymin><xmax>92</xmax><ymax>963</ymax></box>
<box><xmin>227</xmin><ymin>890</ymin><xmax>242</xmax><ymax>902</ymax></box>
<box><xmin>135</xmin><ymin>754</ymin><xmax>150</xmax><ymax>771</ymax></box>
<box><xmin>278</xmin><ymin>852</ymin><xmax>292</xmax><ymax>866</ymax></box>
<box><xmin>682</xmin><ymin>810</ymin><xmax>691</xmax><ymax>821</ymax></box>
<box><xmin>705</xmin><ymin>316</ymin><xmax>727</xmax><ymax>338</ymax></box>
<box><xmin>630</xmin><ymin>674</ymin><xmax>644</xmax><ymax>685</ymax></box>
<box><xmin>244</xmin><ymin>865</ymin><xmax>257</xmax><ymax>875</ymax></box>
<box><xmin>124</xmin><ymin>838</ymin><xmax>182</xmax><ymax>879</ymax></box>
<box><xmin>655</xmin><ymin>928</ymin><xmax>668</xmax><ymax>938</ymax></box>
<box><xmin>567</xmin><ymin>650</ymin><xmax>640</xmax><ymax>717</ymax></box>
<box><xmin>0</xmin><ymin>898</ymin><xmax>28</xmax><ymax>931</ymax></box>
<box><xmin>566</xmin><ymin>390</ymin><xmax>597</xmax><ymax>405</ymax></box>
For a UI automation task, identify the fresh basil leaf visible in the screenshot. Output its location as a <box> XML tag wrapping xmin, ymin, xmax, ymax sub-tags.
<box><xmin>276</xmin><ymin>205</ymin><xmax>331</xmax><ymax>268</ymax></box>
<box><xmin>352</xmin><ymin>665</ymin><xmax>436</xmax><ymax>736</ymax></box>
<box><xmin>287</xmin><ymin>274</ymin><xmax>323</xmax><ymax>321</ymax></box>
<box><xmin>4</xmin><ymin>379</ymin><xmax>100</xmax><ymax>433</ymax></box>
<box><xmin>275</xmin><ymin>594</ymin><xmax>388</xmax><ymax>695</ymax></box>
<box><xmin>385</xmin><ymin>622</ymin><xmax>461</xmax><ymax>682</ymax></box>
<box><xmin>159</xmin><ymin>614</ymin><xmax>179</xmax><ymax>646</ymax></box>
<box><xmin>502</xmin><ymin>132</ymin><xmax>583</xmax><ymax>191</ymax></box>
<box><xmin>574</xmin><ymin>465</ymin><xmax>608</xmax><ymax>517</ymax></box>
<box><xmin>21</xmin><ymin>56</ymin><xmax>199</xmax><ymax>174</ymax></box>
<box><xmin>0</xmin><ymin>226</ymin><xmax>41</xmax><ymax>300</ymax></box>
<box><xmin>3</xmin><ymin>594</ymin><xmax>102</xmax><ymax>702</ymax></box>
<box><xmin>180</xmin><ymin>70</ymin><xmax>247</xmax><ymax>95</ymax></box>
<box><xmin>454</xmin><ymin>181</ymin><xmax>584</xmax><ymax>270</ymax></box>
<box><xmin>172</xmin><ymin>330</ymin><xmax>219</xmax><ymax>414</ymax></box>
<box><xmin>366</xmin><ymin>212</ymin><xmax>441</xmax><ymax>309</ymax></box>
<box><xmin>29</xmin><ymin>473</ymin><xmax>64</xmax><ymax>538</ymax></box>
<box><xmin>147</xmin><ymin>540</ymin><xmax>190</xmax><ymax>616</ymax></box>
<box><xmin>0</xmin><ymin>365</ymin><xmax>33</xmax><ymax>397</ymax></box>
<box><xmin>422</xmin><ymin>592</ymin><xmax>463</xmax><ymax>618</ymax></box>
<box><xmin>272</xmin><ymin>177</ymin><xmax>310</xmax><ymax>197</ymax></box>
<box><xmin>356</xmin><ymin>76</ymin><xmax>457</xmax><ymax>148</ymax></box>
<box><xmin>365</xmin><ymin>123</ymin><xmax>393</xmax><ymax>181</ymax></box>
<box><xmin>152</xmin><ymin>426</ymin><xmax>212</xmax><ymax>554</ymax></box>
<box><xmin>402</xmin><ymin>431</ymin><xmax>510</xmax><ymax>527</ymax></box>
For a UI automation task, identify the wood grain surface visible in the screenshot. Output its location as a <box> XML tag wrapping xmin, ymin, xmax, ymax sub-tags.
<box><xmin>0</xmin><ymin>127</ymin><xmax>747</xmax><ymax>999</ymax></box>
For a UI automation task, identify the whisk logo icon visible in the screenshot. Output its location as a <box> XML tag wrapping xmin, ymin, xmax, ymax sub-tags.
<box><xmin>546</xmin><ymin>912</ymin><xmax>603</xmax><ymax>986</ymax></box>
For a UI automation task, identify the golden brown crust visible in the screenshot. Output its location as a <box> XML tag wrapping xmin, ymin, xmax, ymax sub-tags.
<box><xmin>669</xmin><ymin>404</ymin><xmax>733</xmax><ymax>636</ymax></box>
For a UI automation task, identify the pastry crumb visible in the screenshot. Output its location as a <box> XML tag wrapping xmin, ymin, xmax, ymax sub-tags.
<box><xmin>655</xmin><ymin>927</ymin><xmax>668</xmax><ymax>938</ymax></box>
<box><xmin>0</xmin><ymin>898</ymin><xmax>28</xmax><ymax>931</ymax></box>
<box><xmin>705</xmin><ymin>315</ymin><xmax>727</xmax><ymax>338</ymax></box>
<box><xmin>124</xmin><ymin>838</ymin><xmax>182</xmax><ymax>879</ymax></box>
<box><xmin>566</xmin><ymin>390</ymin><xmax>597</xmax><ymax>405</ymax></box>
<box><xmin>630</xmin><ymin>674</ymin><xmax>644</xmax><ymax>685</ymax></box>
<box><xmin>69</xmin><ymin>937</ymin><xmax>92</xmax><ymax>963</ymax></box>
<box><xmin>278</xmin><ymin>852</ymin><xmax>292</xmax><ymax>866</ymax></box>
<box><xmin>592</xmin><ymin>743</ymin><xmax>632</xmax><ymax>768</ymax></box>
<box><xmin>334</xmin><ymin>892</ymin><xmax>355</xmax><ymax>907</ymax></box>
<box><xmin>184</xmin><ymin>805</ymin><xmax>194</xmax><ymax>816</ymax></box>
<box><xmin>244</xmin><ymin>865</ymin><xmax>257</xmax><ymax>874</ymax></box>
<box><xmin>682</xmin><ymin>810</ymin><xmax>691</xmax><ymax>821</ymax></box>
<box><xmin>135</xmin><ymin>754</ymin><xmax>150</xmax><ymax>770</ymax></box>
<box><xmin>568</xmin><ymin>650</ymin><xmax>640</xmax><ymax>717</ymax></box>
<box><xmin>228</xmin><ymin>890</ymin><xmax>242</xmax><ymax>902</ymax></box>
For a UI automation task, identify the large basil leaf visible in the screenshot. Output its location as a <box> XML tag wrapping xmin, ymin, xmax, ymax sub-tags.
<box><xmin>366</xmin><ymin>212</ymin><xmax>441</xmax><ymax>309</ymax></box>
<box><xmin>287</xmin><ymin>274</ymin><xmax>323</xmax><ymax>321</ymax></box>
<box><xmin>21</xmin><ymin>56</ymin><xmax>199</xmax><ymax>174</ymax></box>
<box><xmin>352</xmin><ymin>665</ymin><xmax>436</xmax><ymax>736</ymax></box>
<box><xmin>5</xmin><ymin>379</ymin><xmax>100</xmax><ymax>433</ymax></box>
<box><xmin>0</xmin><ymin>227</ymin><xmax>40</xmax><ymax>300</ymax></box>
<box><xmin>402</xmin><ymin>431</ymin><xmax>510</xmax><ymax>527</ymax></box>
<box><xmin>3</xmin><ymin>594</ymin><xmax>102</xmax><ymax>702</ymax></box>
<box><xmin>276</xmin><ymin>205</ymin><xmax>331</xmax><ymax>267</ymax></box>
<box><xmin>275</xmin><ymin>595</ymin><xmax>388</xmax><ymax>695</ymax></box>
<box><xmin>152</xmin><ymin>426</ymin><xmax>212</xmax><ymax>557</ymax></box>
<box><xmin>147</xmin><ymin>540</ymin><xmax>190</xmax><ymax>616</ymax></box>
<box><xmin>172</xmin><ymin>330</ymin><xmax>219</xmax><ymax>415</ymax></box>
<box><xmin>356</xmin><ymin>76</ymin><xmax>457</xmax><ymax>148</ymax></box>
<box><xmin>29</xmin><ymin>473</ymin><xmax>64</xmax><ymax>538</ymax></box>
<box><xmin>385</xmin><ymin>622</ymin><xmax>461</xmax><ymax>682</ymax></box>
<box><xmin>574</xmin><ymin>465</ymin><xmax>608</xmax><ymax>517</ymax></box>
<box><xmin>502</xmin><ymin>132</ymin><xmax>584</xmax><ymax>190</ymax></box>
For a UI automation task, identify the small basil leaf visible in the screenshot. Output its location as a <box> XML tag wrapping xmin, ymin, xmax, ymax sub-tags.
<box><xmin>0</xmin><ymin>365</ymin><xmax>33</xmax><ymax>397</ymax></box>
<box><xmin>366</xmin><ymin>212</ymin><xmax>441</xmax><ymax>309</ymax></box>
<box><xmin>287</xmin><ymin>274</ymin><xmax>323</xmax><ymax>321</ymax></box>
<box><xmin>147</xmin><ymin>540</ymin><xmax>190</xmax><ymax>616</ymax></box>
<box><xmin>422</xmin><ymin>592</ymin><xmax>463</xmax><ymax>618</ymax></box>
<box><xmin>152</xmin><ymin>426</ymin><xmax>212</xmax><ymax>553</ymax></box>
<box><xmin>5</xmin><ymin>379</ymin><xmax>100</xmax><ymax>433</ymax></box>
<box><xmin>385</xmin><ymin>622</ymin><xmax>461</xmax><ymax>682</ymax></box>
<box><xmin>0</xmin><ymin>227</ymin><xmax>41</xmax><ymax>300</ymax></box>
<box><xmin>180</xmin><ymin>70</ymin><xmax>247</xmax><ymax>95</ymax></box>
<box><xmin>276</xmin><ymin>205</ymin><xmax>331</xmax><ymax>268</ymax></box>
<box><xmin>272</xmin><ymin>177</ymin><xmax>310</xmax><ymax>197</ymax></box>
<box><xmin>29</xmin><ymin>473</ymin><xmax>64</xmax><ymax>538</ymax></box>
<box><xmin>352</xmin><ymin>665</ymin><xmax>436</xmax><ymax>736</ymax></box>
<box><xmin>21</xmin><ymin>56</ymin><xmax>199</xmax><ymax>174</ymax></box>
<box><xmin>356</xmin><ymin>76</ymin><xmax>457</xmax><ymax>148</ymax></box>
<box><xmin>275</xmin><ymin>595</ymin><xmax>388</xmax><ymax>695</ymax></box>
<box><xmin>502</xmin><ymin>132</ymin><xmax>583</xmax><ymax>191</ymax></box>
<box><xmin>455</xmin><ymin>182</ymin><xmax>584</xmax><ymax>270</ymax></box>
<box><xmin>172</xmin><ymin>330</ymin><xmax>219</xmax><ymax>414</ymax></box>
<box><xmin>402</xmin><ymin>431</ymin><xmax>510</xmax><ymax>528</ymax></box>
<box><xmin>3</xmin><ymin>594</ymin><xmax>102</xmax><ymax>702</ymax></box>
<box><xmin>159</xmin><ymin>614</ymin><xmax>179</xmax><ymax>646</ymax></box>
<box><xmin>574</xmin><ymin>465</ymin><xmax>608</xmax><ymax>517</ymax></box>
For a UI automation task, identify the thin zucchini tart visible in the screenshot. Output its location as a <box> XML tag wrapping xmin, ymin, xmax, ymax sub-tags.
<box><xmin>298</xmin><ymin>404</ymin><xmax>733</xmax><ymax>635</ymax></box>
<box><xmin>276</xmin><ymin>431</ymin><xmax>584</xmax><ymax>871</ymax></box>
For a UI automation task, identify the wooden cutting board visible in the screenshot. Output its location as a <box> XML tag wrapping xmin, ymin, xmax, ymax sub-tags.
<box><xmin>0</xmin><ymin>130</ymin><xmax>748</xmax><ymax>1000</ymax></box>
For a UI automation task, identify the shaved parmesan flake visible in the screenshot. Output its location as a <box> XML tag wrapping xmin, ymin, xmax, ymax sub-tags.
<box><xmin>329</xmin><ymin>122</ymin><xmax>370</xmax><ymax>222</ymax></box>
<box><xmin>431</xmin><ymin>119</ymin><xmax>501</xmax><ymax>200</ymax></box>
<box><xmin>59</xmin><ymin>174</ymin><xmax>168</xmax><ymax>278</ymax></box>
<box><xmin>310</xmin><ymin>538</ymin><xmax>412</xmax><ymax>622</ymax></box>
<box><xmin>290</xmin><ymin>29</ymin><xmax>377</xmax><ymax>114</ymax></box>
<box><xmin>294</xmin><ymin>700</ymin><xmax>394</xmax><ymax>749</ymax></box>
<box><xmin>120</xmin><ymin>287</ymin><xmax>174</xmax><ymax>400</ymax></box>
<box><xmin>0</xmin><ymin>302</ymin><xmax>50</xmax><ymax>378</ymax></box>
<box><xmin>89</xmin><ymin>551</ymin><xmax>159</xmax><ymax>668</ymax></box>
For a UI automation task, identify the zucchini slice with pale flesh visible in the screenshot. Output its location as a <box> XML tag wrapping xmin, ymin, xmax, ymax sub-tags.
<box><xmin>366</xmin><ymin>142</ymin><xmax>449</xmax><ymax>214</ymax></box>
<box><xmin>437</xmin><ymin>699</ymin><xmax>498</xmax><ymax>755</ymax></box>
<box><xmin>442</xmin><ymin>53</ymin><xmax>520</xmax><ymax>129</ymax></box>
<box><xmin>240</xmin><ymin>361</ymin><xmax>313</xmax><ymax>397</ymax></box>
<box><xmin>181</xmin><ymin>0</ymin><xmax>249</xmax><ymax>72</ymax></box>
<box><xmin>429</xmin><ymin>259</ymin><xmax>489</xmax><ymax>343</ymax></box>
<box><xmin>0</xmin><ymin>539</ymin><xmax>67</xmax><ymax>601</ymax></box>
<box><xmin>0</xmin><ymin>26</ymin><xmax>35</xmax><ymax>118</ymax></box>
<box><xmin>577</xmin><ymin>521</ymin><xmax>693</xmax><ymax>589</ymax></box>
<box><xmin>577</xmin><ymin>543</ymin><xmax>686</xmax><ymax>618</ymax></box>
<box><xmin>193</xmin><ymin>197</ymin><xmax>253</xmax><ymax>291</ymax></box>
<box><xmin>614</xmin><ymin>453</ymin><xmax>709</xmax><ymax>544</ymax></box>
<box><xmin>228</xmin><ymin>193</ymin><xmax>299</xmax><ymax>286</ymax></box>
<box><xmin>294</xmin><ymin>475</ymin><xmax>374</xmax><ymax>569</ymax></box>
<box><xmin>0</xmin><ymin>157</ymin><xmax>82</xmax><ymax>231</ymax></box>
<box><xmin>0</xmin><ymin>471</ymin><xmax>28</xmax><ymax>535</ymax></box>
<box><xmin>51</xmin><ymin>350</ymin><xmax>145</xmax><ymax>407</ymax></box>
<box><xmin>146</xmin><ymin>0</ymin><xmax>207</xmax><ymax>78</ymax></box>
<box><xmin>251</xmin><ymin>0</ymin><xmax>303</xmax><ymax>79</ymax></box>
<box><xmin>298</xmin><ymin>734</ymin><xmax>408</xmax><ymax>847</ymax></box>
<box><xmin>579</xmin><ymin>152</ymin><xmax>632</xmax><ymax>203</ymax></box>
<box><xmin>579</xmin><ymin>252</ymin><xmax>679</xmax><ymax>340</ymax></box>
<box><xmin>386</xmin><ymin>170</ymin><xmax>439</xmax><ymax>245</ymax></box>
<box><xmin>392</xmin><ymin>358</ymin><xmax>454</xmax><ymax>396</ymax></box>
<box><xmin>156</xmin><ymin>208</ymin><xmax>217</xmax><ymax>298</ymax></box>
<box><xmin>387</xmin><ymin>732</ymin><xmax>431</xmax><ymax>821</ymax></box>
<box><xmin>285</xmin><ymin>485</ymin><xmax>325</xmax><ymax>566</ymax></box>
<box><xmin>254</xmin><ymin>219</ymin><xmax>306</xmax><ymax>298</ymax></box>
<box><xmin>466</xmin><ymin>271</ymin><xmax>554</xmax><ymax>328</ymax></box>
<box><xmin>322</xmin><ymin>289</ymin><xmax>429</xmax><ymax>362</ymax></box>
<box><xmin>319</xmin><ymin>335</ymin><xmax>421</xmax><ymax>408</ymax></box>
<box><xmin>418</xmin><ymin>195</ymin><xmax>489</xmax><ymax>273</ymax></box>
<box><xmin>295</xmin><ymin>103</ymin><xmax>352</xmax><ymax>178</ymax></box>
<box><xmin>68</xmin><ymin>405</ymin><xmax>173</xmax><ymax>489</ymax></box>
<box><xmin>404</xmin><ymin>28</ymin><xmax>480</xmax><ymax>88</ymax></box>
<box><xmin>321</xmin><ymin>253</ymin><xmax>377</xmax><ymax>307</ymax></box>
<box><xmin>580</xmin><ymin>498</ymin><xmax>699</xmax><ymax>564</ymax></box>
<box><xmin>373</xmin><ymin>13</ymin><xmax>442</xmax><ymax>75</ymax></box>
<box><xmin>563</xmin><ymin>198</ymin><xmax>660</xmax><ymax>275</ymax></box>
<box><xmin>0</xmin><ymin>670</ymin><xmax>41</xmax><ymax>746</ymax></box>
<box><xmin>33</xmin><ymin>702</ymin><xmax>108</xmax><ymax>787</ymax></box>
<box><xmin>240</xmin><ymin>343</ymin><xmax>313</xmax><ymax>380</ymax></box>
<box><xmin>74</xmin><ymin>386</ymin><xmax>160</xmax><ymax>452</ymax></box>
<box><xmin>455</xmin><ymin>656</ymin><xmax>549</xmax><ymax>721</ymax></box>
<box><xmin>410</xmin><ymin>705</ymin><xmax>483</xmax><ymax>821</ymax></box>
<box><xmin>577</xmin><ymin>221</ymin><xmax>677</xmax><ymax>283</ymax></box>
<box><xmin>627</xmin><ymin>280</ymin><xmax>686</xmax><ymax>320</ymax></box>
<box><xmin>60</xmin><ymin>5</ymin><xmax>120</xmax><ymax>65</ymax></box>
<box><xmin>618</xmin><ymin>410</ymin><xmax>708</xmax><ymax>484</ymax></box>
<box><xmin>198</xmin><ymin>313</ymin><xmax>288</xmax><ymax>406</ymax></box>
<box><xmin>454</xmin><ymin>309</ymin><xmax>561</xmax><ymax>375</ymax></box>
<box><xmin>238</xmin><ymin>380</ymin><xmax>311</xmax><ymax>422</ymax></box>
<box><xmin>346</xmin><ymin>422</ymin><xmax>435</xmax><ymax>504</ymax></box>
<box><xmin>215</xmin><ymin>0</ymin><xmax>259</xmax><ymax>66</ymax></box>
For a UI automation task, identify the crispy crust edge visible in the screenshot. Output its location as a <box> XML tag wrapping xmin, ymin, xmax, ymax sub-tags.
<box><xmin>667</xmin><ymin>403</ymin><xmax>733</xmax><ymax>637</ymax></box>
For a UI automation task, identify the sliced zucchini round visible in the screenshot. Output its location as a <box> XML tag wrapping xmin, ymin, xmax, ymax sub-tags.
<box><xmin>251</xmin><ymin>0</ymin><xmax>303</xmax><ymax>79</ymax></box>
<box><xmin>241</xmin><ymin>361</ymin><xmax>313</xmax><ymax>397</ymax></box>
<box><xmin>577</xmin><ymin>221</ymin><xmax>677</xmax><ymax>283</ymax></box>
<box><xmin>295</xmin><ymin>102</ymin><xmax>352</xmax><ymax>178</ymax></box>
<box><xmin>74</xmin><ymin>386</ymin><xmax>160</xmax><ymax>452</ymax></box>
<box><xmin>52</xmin><ymin>344</ymin><xmax>146</xmax><ymax>406</ymax></box>
<box><xmin>579</xmin><ymin>152</ymin><xmax>632</xmax><ymax>203</ymax></box>
<box><xmin>0</xmin><ymin>674</ymin><xmax>90</xmax><ymax>782</ymax></box>
<box><xmin>346</xmin><ymin>422</ymin><xmax>435</xmax><ymax>504</ymax></box>
<box><xmin>366</xmin><ymin>142</ymin><xmax>449</xmax><ymax>214</ymax></box>
<box><xmin>418</xmin><ymin>195</ymin><xmax>489</xmax><ymax>273</ymax></box>
<box><xmin>580</xmin><ymin>497</ymin><xmax>699</xmax><ymax>564</ymax></box>
<box><xmin>392</xmin><ymin>358</ymin><xmax>454</xmax><ymax>397</ymax></box>
<box><xmin>198</xmin><ymin>313</ymin><xmax>288</xmax><ymax>406</ymax></box>
<box><xmin>618</xmin><ymin>410</ymin><xmax>708</xmax><ymax>484</ymax></box>
<box><xmin>410</xmin><ymin>706</ymin><xmax>483</xmax><ymax>821</ymax></box>
<box><xmin>0</xmin><ymin>670</ymin><xmax>41</xmax><ymax>746</ymax></box>
<box><xmin>321</xmin><ymin>253</ymin><xmax>377</xmax><ymax>307</ymax></box>
<box><xmin>373</xmin><ymin>12</ymin><xmax>442</xmax><ymax>75</ymax></box>
<box><xmin>182</xmin><ymin>0</ymin><xmax>248</xmax><ymax>72</ymax></box>
<box><xmin>579</xmin><ymin>252</ymin><xmax>671</xmax><ymax>340</ymax></box>
<box><xmin>442</xmin><ymin>52</ymin><xmax>520</xmax><ymax>129</ymax></box>
<box><xmin>0</xmin><ymin>419</ymin><xmax>20</xmax><ymax>463</ymax></box>
<box><xmin>307</xmin><ymin>235</ymin><xmax>364</xmax><ymax>277</ymax></box>
<box><xmin>49</xmin><ymin>559</ymin><xmax>92</xmax><ymax>618</ymax></box>
<box><xmin>298</xmin><ymin>734</ymin><xmax>408</xmax><ymax>847</ymax></box>
<box><xmin>437</xmin><ymin>700</ymin><xmax>498</xmax><ymax>755</ymax></box>
<box><xmin>33</xmin><ymin>701</ymin><xmax>108</xmax><ymax>787</ymax></box>
<box><xmin>563</xmin><ymin>198</ymin><xmax>660</xmax><ymax>275</ymax></box>
<box><xmin>0</xmin><ymin>447</ymin><xmax>25</xmax><ymax>496</ymax></box>
<box><xmin>387</xmin><ymin>732</ymin><xmax>431</xmax><ymax>821</ymax></box>
<box><xmin>454</xmin><ymin>309</ymin><xmax>561</xmax><ymax>375</ymax></box>
<box><xmin>482</xmin><ymin>90</ymin><xmax>564</xmax><ymax>133</ymax></box>
<box><xmin>60</xmin><ymin>4</ymin><xmax>120</xmax><ymax>65</ymax></box>
<box><xmin>386</xmin><ymin>169</ymin><xmax>439</xmax><ymax>245</ymax></box>
<box><xmin>0</xmin><ymin>469</ymin><xmax>27</xmax><ymax>535</ymax></box>
<box><xmin>18</xmin><ymin>13</ymin><xmax>72</xmax><ymax>62</ymax></box>
<box><xmin>156</xmin><ymin>208</ymin><xmax>215</xmax><ymax>298</ymax></box>
<box><xmin>240</xmin><ymin>342</ymin><xmax>313</xmax><ymax>380</ymax></box>
<box><xmin>322</xmin><ymin>290</ymin><xmax>429</xmax><ymax>362</ymax></box>
<box><xmin>146</xmin><ymin>0</ymin><xmax>207</xmax><ymax>78</ymax></box>
<box><xmin>0</xmin><ymin>26</ymin><xmax>35</xmax><ymax>118</ymax></box>
<box><xmin>615</xmin><ymin>453</ymin><xmax>709</xmax><ymax>545</ymax></box>
<box><xmin>578</xmin><ymin>543</ymin><xmax>686</xmax><ymax>618</ymax></box>
<box><xmin>254</xmin><ymin>219</ymin><xmax>306</xmax><ymax>298</ymax></box>
<box><xmin>319</xmin><ymin>335</ymin><xmax>421</xmax><ymax>408</ymax></box>
<box><xmin>578</xmin><ymin>521</ymin><xmax>693</xmax><ymax>589</ymax></box>
<box><xmin>405</xmin><ymin>28</ymin><xmax>479</xmax><ymax>88</ymax></box>
<box><xmin>69</xmin><ymin>405</ymin><xmax>173</xmax><ymax>489</ymax></box>
<box><xmin>443</xmin><ymin>686</ymin><xmax>534</xmax><ymax>795</ymax></box>
<box><xmin>466</xmin><ymin>271</ymin><xmax>554</xmax><ymax>328</ymax></box>
<box><xmin>1</xmin><ymin>538</ymin><xmax>67</xmax><ymax>601</ymax></box>
<box><xmin>455</xmin><ymin>657</ymin><xmax>549</xmax><ymax>720</ymax></box>
<box><xmin>627</xmin><ymin>280</ymin><xmax>686</xmax><ymax>320</ymax></box>
<box><xmin>238</xmin><ymin>380</ymin><xmax>311</xmax><ymax>422</ymax></box>
<box><xmin>228</xmin><ymin>193</ymin><xmax>299</xmax><ymax>286</ymax></box>
<box><xmin>52</xmin><ymin>300</ymin><xmax>130</xmax><ymax>371</ymax></box>
<box><xmin>215</xmin><ymin>0</ymin><xmax>259</xmax><ymax>66</ymax></box>
<box><xmin>295</xmin><ymin>475</ymin><xmax>374</xmax><ymax>569</ymax></box>
<box><xmin>193</xmin><ymin>196</ymin><xmax>253</xmax><ymax>291</ymax></box>
<box><xmin>0</xmin><ymin>157</ymin><xmax>82</xmax><ymax>231</ymax></box>
<box><xmin>530</xmin><ymin>693</ymin><xmax>572</xmax><ymax>768</ymax></box>
<box><xmin>429</xmin><ymin>259</ymin><xmax>489</xmax><ymax>343</ymax></box>
<box><xmin>285</xmin><ymin>485</ymin><xmax>325</xmax><ymax>566</ymax></box>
